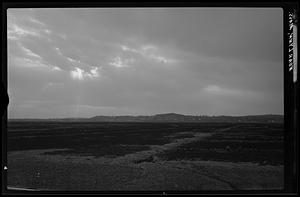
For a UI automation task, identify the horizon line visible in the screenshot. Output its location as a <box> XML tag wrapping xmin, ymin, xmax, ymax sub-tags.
<box><xmin>7</xmin><ymin>113</ymin><xmax>284</xmax><ymax>120</ymax></box>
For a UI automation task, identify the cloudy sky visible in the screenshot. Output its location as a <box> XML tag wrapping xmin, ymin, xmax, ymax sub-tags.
<box><xmin>7</xmin><ymin>8</ymin><xmax>283</xmax><ymax>118</ymax></box>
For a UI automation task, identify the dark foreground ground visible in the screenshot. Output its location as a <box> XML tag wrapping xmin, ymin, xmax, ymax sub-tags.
<box><xmin>6</xmin><ymin>122</ymin><xmax>284</xmax><ymax>191</ymax></box>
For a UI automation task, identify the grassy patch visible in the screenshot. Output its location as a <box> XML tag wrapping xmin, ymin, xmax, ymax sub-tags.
<box><xmin>7</xmin><ymin>122</ymin><xmax>283</xmax><ymax>165</ymax></box>
<box><xmin>157</xmin><ymin>123</ymin><xmax>283</xmax><ymax>165</ymax></box>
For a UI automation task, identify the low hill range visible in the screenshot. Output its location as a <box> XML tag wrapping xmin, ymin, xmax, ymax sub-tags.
<box><xmin>10</xmin><ymin>113</ymin><xmax>283</xmax><ymax>123</ymax></box>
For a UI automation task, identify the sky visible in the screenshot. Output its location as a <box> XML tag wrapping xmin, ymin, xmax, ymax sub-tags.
<box><xmin>7</xmin><ymin>8</ymin><xmax>283</xmax><ymax>118</ymax></box>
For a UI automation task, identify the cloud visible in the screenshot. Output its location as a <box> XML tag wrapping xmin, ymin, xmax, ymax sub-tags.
<box><xmin>70</xmin><ymin>67</ymin><xmax>84</xmax><ymax>80</ymax></box>
<box><xmin>109</xmin><ymin>56</ymin><xmax>129</xmax><ymax>68</ymax></box>
<box><xmin>52</xmin><ymin>66</ymin><xmax>62</xmax><ymax>71</ymax></box>
<box><xmin>89</xmin><ymin>67</ymin><xmax>99</xmax><ymax>77</ymax></box>
<box><xmin>8</xmin><ymin>23</ymin><xmax>41</xmax><ymax>40</ymax></box>
<box><xmin>29</xmin><ymin>17</ymin><xmax>46</xmax><ymax>26</ymax></box>
<box><xmin>70</xmin><ymin>67</ymin><xmax>100</xmax><ymax>80</ymax></box>
<box><xmin>7</xmin><ymin>8</ymin><xmax>283</xmax><ymax>118</ymax></box>
<box><xmin>149</xmin><ymin>54</ymin><xmax>172</xmax><ymax>64</ymax></box>
<box><xmin>7</xmin><ymin>12</ymin><xmax>53</xmax><ymax>41</ymax></box>
<box><xmin>13</xmin><ymin>57</ymin><xmax>48</xmax><ymax>69</ymax></box>
<box><xmin>203</xmin><ymin>85</ymin><xmax>261</xmax><ymax>98</ymax></box>
<box><xmin>19</xmin><ymin>43</ymin><xmax>42</xmax><ymax>59</ymax></box>
<box><xmin>120</xmin><ymin>44</ymin><xmax>176</xmax><ymax>64</ymax></box>
<box><xmin>121</xmin><ymin>45</ymin><xmax>138</xmax><ymax>53</ymax></box>
<box><xmin>10</xmin><ymin>41</ymin><xmax>64</xmax><ymax>73</ymax></box>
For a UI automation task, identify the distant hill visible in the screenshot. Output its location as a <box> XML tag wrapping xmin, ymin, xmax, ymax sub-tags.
<box><xmin>9</xmin><ymin>113</ymin><xmax>283</xmax><ymax>123</ymax></box>
<box><xmin>90</xmin><ymin>113</ymin><xmax>283</xmax><ymax>123</ymax></box>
